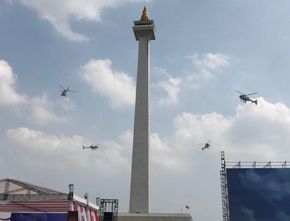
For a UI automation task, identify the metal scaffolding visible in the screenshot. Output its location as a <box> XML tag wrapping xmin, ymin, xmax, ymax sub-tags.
<box><xmin>99</xmin><ymin>199</ymin><xmax>119</xmax><ymax>221</ymax></box>
<box><xmin>220</xmin><ymin>151</ymin><xmax>230</xmax><ymax>221</ymax></box>
<box><xmin>225</xmin><ymin>160</ymin><xmax>289</xmax><ymax>168</ymax></box>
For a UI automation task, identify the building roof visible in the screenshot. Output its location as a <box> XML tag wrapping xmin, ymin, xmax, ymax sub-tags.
<box><xmin>0</xmin><ymin>178</ymin><xmax>99</xmax><ymax>212</ymax></box>
<box><xmin>0</xmin><ymin>178</ymin><xmax>65</xmax><ymax>195</ymax></box>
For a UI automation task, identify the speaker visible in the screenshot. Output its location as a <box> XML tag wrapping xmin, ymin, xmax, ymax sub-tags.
<box><xmin>67</xmin><ymin>211</ymin><xmax>78</xmax><ymax>221</ymax></box>
<box><xmin>103</xmin><ymin>212</ymin><xmax>113</xmax><ymax>221</ymax></box>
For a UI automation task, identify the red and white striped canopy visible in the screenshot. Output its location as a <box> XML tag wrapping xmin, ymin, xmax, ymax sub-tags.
<box><xmin>0</xmin><ymin>200</ymin><xmax>69</xmax><ymax>212</ymax></box>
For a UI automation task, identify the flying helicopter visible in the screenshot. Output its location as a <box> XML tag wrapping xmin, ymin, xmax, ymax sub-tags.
<box><xmin>83</xmin><ymin>145</ymin><xmax>99</xmax><ymax>150</ymax></box>
<box><xmin>59</xmin><ymin>85</ymin><xmax>77</xmax><ymax>97</ymax></box>
<box><xmin>236</xmin><ymin>91</ymin><xmax>258</xmax><ymax>105</ymax></box>
<box><xmin>202</xmin><ymin>140</ymin><xmax>211</xmax><ymax>150</ymax></box>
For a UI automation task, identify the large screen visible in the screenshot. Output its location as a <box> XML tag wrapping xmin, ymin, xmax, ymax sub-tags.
<box><xmin>11</xmin><ymin>213</ymin><xmax>67</xmax><ymax>221</ymax></box>
<box><xmin>226</xmin><ymin>168</ymin><xmax>290</xmax><ymax>221</ymax></box>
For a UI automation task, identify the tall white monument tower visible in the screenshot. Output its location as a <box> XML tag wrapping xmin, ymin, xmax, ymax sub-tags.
<box><xmin>119</xmin><ymin>7</ymin><xmax>191</xmax><ymax>221</ymax></box>
<box><xmin>129</xmin><ymin>6</ymin><xmax>155</xmax><ymax>214</ymax></box>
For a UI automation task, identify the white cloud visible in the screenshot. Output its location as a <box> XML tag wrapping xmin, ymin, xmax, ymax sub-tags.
<box><xmin>6</xmin><ymin>127</ymin><xmax>130</xmax><ymax>172</ymax></box>
<box><xmin>170</xmin><ymin>97</ymin><xmax>290</xmax><ymax>162</ymax></box>
<box><xmin>18</xmin><ymin>0</ymin><xmax>148</xmax><ymax>42</ymax></box>
<box><xmin>28</xmin><ymin>95</ymin><xmax>64</xmax><ymax>125</ymax></box>
<box><xmin>0</xmin><ymin>60</ymin><xmax>27</xmax><ymax>105</ymax></box>
<box><xmin>185</xmin><ymin>53</ymin><xmax>230</xmax><ymax>88</ymax></box>
<box><xmin>151</xmin><ymin>133</ymin><xmax>183</xmax><ymax>169</ymax></box>
<box><xmin>0</xmin><ymin>60</ymin><xmax>69</xmax><ymax>124</ymax></box>
<box><xmin>155</xmin><ymin>77</ymin><xmax>182</xmax><ymax>106</ymax></box>
<box><xmin>187</xmin><ymin>53</ymin><xmax>230</xmax><ymax>72</ymax></box>
<box><xmin>152</xmin><ymin>67</ymin><xmax>182</xmax><ymax>106</ymax></box>
<box><xmin>7</xmin><ymin>127</ymin><xmax>67</xmax><ymax>152</ymax></box>
<box><xmin>81</xmin><ymin>59</ymin><xmax>135</xmax><ymax>108</ymax></box>
<box><xmin>152</xmin><ymin>53</ymin><xmax>230</xmax><ymax>104</ymax></box>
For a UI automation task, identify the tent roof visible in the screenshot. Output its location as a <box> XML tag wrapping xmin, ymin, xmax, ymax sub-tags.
<box><xmin>0</xmin><ymin>178</ymin><xmax>65</xmax><ymax>195</ymax></box>
<box><xmin>0</xmin><ymin>178</ymin><xmax>99</xmax><ymax>211</ymax></box>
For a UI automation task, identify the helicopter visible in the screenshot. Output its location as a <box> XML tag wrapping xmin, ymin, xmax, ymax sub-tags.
<box><xmin>202</xmin><ymin>140</ymin><xmax>211</xmax><ymax>150</ymax></box>
<box><xmin>59</xmin><ymin>85</ymin><xmax>77</xmax><ymax>97</ymax></box>
<box><xmin>83</xmin><ymin>145</ymin><xmax>99</xmax><ymax>150</ymax></box>
<box><xmin>236</xmin><ymin>91</ymin><xmax>258</xmax><ymax>105</ymax></box>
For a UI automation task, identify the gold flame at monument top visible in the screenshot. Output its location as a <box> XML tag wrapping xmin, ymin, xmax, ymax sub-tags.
<box><xmin>140</xmin><ymin>6</ymin><xmax>150</xmax><ymax>21</ymax></box>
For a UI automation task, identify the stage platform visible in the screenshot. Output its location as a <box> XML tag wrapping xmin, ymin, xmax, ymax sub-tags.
<box><xmin>118</xmin><ymin>213</ymin><xmax>192</xmax><ymax>221</ymax></box>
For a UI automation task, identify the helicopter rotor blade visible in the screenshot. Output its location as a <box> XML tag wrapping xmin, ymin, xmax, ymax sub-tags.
<box><xmin>59</xmin><ymin>85</ymin><xmax>65</xmax><ymax>90</ymax></box>
<box><xmin>68</xmin><ymin>90</ymin><xmax>77</xmax><ymax>92</ymax></box>
<box><xmin>246</xmin><ymin>92</ymin><xmax>258</xmax><ymax>96</ymax></box>
<box><xmin>235</xmin><ymin>91</ymin><xmax>244</xmax><ymax>95</ymax></box>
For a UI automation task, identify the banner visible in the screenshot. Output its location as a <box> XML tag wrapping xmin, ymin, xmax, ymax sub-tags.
<box><xmin>11</xmin><ymin>213</ymin><xmax>67</xmax><ymax>221</ymax></box>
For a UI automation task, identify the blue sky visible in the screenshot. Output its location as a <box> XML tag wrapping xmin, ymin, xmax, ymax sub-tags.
<box><xmin>1</xmin><ymin>1</ymin><xmax>290</xmax><ymax>220</ymax></box>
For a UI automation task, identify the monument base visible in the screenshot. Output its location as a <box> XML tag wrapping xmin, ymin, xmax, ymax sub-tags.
<box><xmin>118</xmin><ymin>213</ymin><xmax>192</xmax><ymax>221</ymax></box>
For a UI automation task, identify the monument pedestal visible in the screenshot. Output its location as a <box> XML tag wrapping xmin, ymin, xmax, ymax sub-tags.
<box><xmin>118</xmin><ymin>213</ymin><xmax>192</xmax><ymax>221</ymax></box>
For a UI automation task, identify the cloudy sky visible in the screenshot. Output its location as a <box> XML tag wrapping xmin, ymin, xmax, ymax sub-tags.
<box><xmin>1</xmin><ymin>0</ymin><xmax>290</xmax><ymax>220</ymax></box>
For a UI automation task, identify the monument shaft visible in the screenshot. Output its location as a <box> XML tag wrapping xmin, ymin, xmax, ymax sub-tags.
<box><xmin>129</xmin><ymin>7</ymin><xmax>155</xmax><ymax>214</ymax></box>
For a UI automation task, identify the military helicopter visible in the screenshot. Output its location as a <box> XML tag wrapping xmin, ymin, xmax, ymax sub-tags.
<box><xmin>59</xmin><ymin>85</ymin><xmax>77</xmax><ymax>97</ymax></box>
<box><xmin>83</xmin><ymin>145</ymin><xmax>99</xmax><ymax>150</ymax></box>
<box><xmin>236</xmin><ymin>91</ymin><xmax>258</xmax><ymax>105</ymax></box>
<box><xmin>202</xmin><ymin>140</ymin><xmax>211</xmax><ymax>150</ymax></box>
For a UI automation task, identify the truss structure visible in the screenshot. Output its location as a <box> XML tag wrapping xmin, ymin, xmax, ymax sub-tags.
<box><xmin>220</xmin><ymin>151</ymin><xmax>230</xmax><ymax>221</ymax></box>
<box><xmin>99</xmin><ymin>199</ymin><xmax>119</xmax><ymax>221</ymax></box>
<box><xmin>225</xmin><ymin>160</ymin><xmax>288</xmax><ymax>168</ymax></box>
